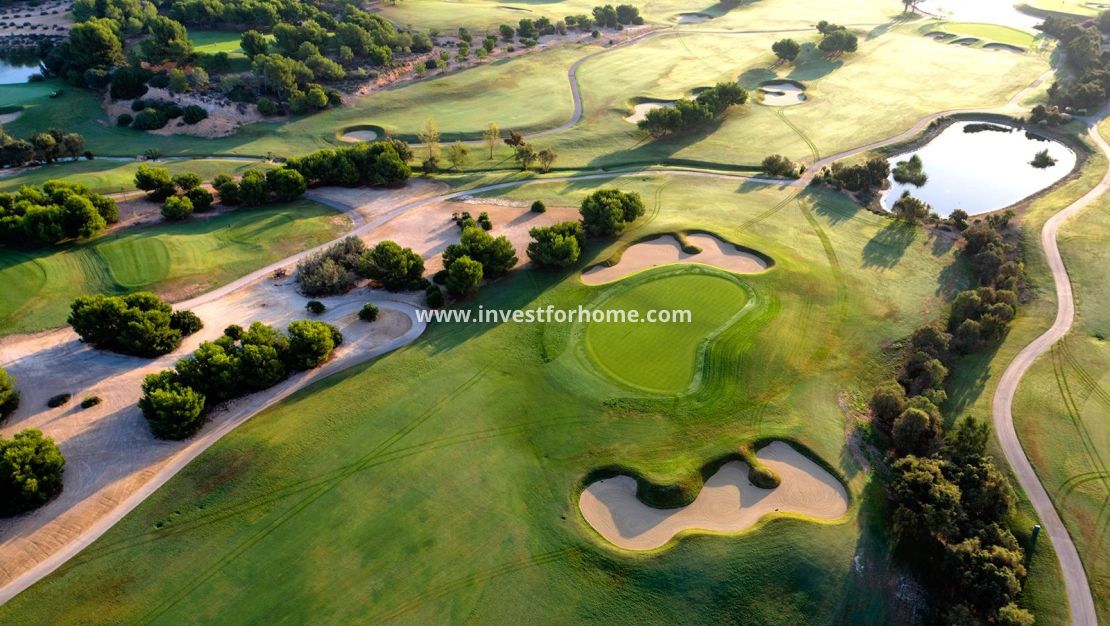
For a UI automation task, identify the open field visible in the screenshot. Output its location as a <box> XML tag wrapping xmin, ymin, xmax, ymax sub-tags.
<box><xmin>0</xmin><ymin>173</ymin><xmax>975</xmax><ymax>624</ymax></box>
<box><xmin>0</xmin><ymin>200</ymin><xmax>349</xmax><ymax>335</ymax></box>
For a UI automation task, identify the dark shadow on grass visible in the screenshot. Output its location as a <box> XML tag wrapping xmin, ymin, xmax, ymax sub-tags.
<box><xmin>941</xmin><ymin>342</ymin><xmax>1003</xmax><ymax>426</ymax></box>
<box><xmin>738</xmin><ymin>67</ymin><xmax>777</xmax><ymax>88</ymax></box>
<box><xmin>786</xmin><ymin>44</ymin><xmax>843</xmax><ymax>82</ymax></box>
<box><xmin>811</xmin><ymin>191</ymin><xmax>862</xmax><ymax>225</ymax></box>
<box><xmin>861</xmin><ymin>221</ymin><xmax>917</xmax><ymax>269</ymax></box>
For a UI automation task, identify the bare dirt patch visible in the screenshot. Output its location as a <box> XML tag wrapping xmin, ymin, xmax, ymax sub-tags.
<box><xmin>103</xmin><ymin>87</ymin><xmax>269</xmax><ymax>139</ymax></box>
<box><xmin>582</xmin><ymin>233</ymin><xmax>769</xmax><ymax>285</ymax></box>
<box><xmin>578</xmin><ymin>441</ymin><xmax>849</xmax><ymax>550</ymax></box>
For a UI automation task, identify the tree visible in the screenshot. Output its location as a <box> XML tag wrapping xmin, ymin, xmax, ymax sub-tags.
<box><xmin>819</xmin><ymin>29</ymin><xmax>858</xmax><ymax>55</ymax></box>
<box><xmin>161</xmin><ymin>195</ymin><xmax>194</xmax><ymax>221</ymax></box>
<box><xmin>0</xmin><ymin>429</ymin><xmax>65</xmax><ymax>516</ymax></box>
<box><xmin>446</xmin><ymin>141</ymin><xmax>470</xmax><ymax>171</ymax></box>
<box><xmin>358</xmin><ymin>240</ymin><xmax>425</xmax><ymax>290</ymax></box>
<box><xmin>483</xmin><ymin>122</ymin><xmax>500</xmax><ymax>159</ymax></box>
<box><xmin>266</xmin><ymin>168</ymin><xmax>307</xmax><ymax>201</ymax></box>
<box><xmin>761</xmin><ymin>154</ymin><xmax>797</xmax><ymax>177</ymax></box>
<box><xmin>772</xmin><ymin>38</ymin><xmax>801</xmax><ymax>63</ymax></box>
<box><xmin>892</xmin><ymin>407</ymin><xmax>941</xmax><ymax>456</ymax></box>
<box><xmin>419</xmin><ymin>118</ymin><xmax>441</xmax><ymax>160</ymax></box>
<box><xmin>892</xmin><ymin>191</ymin><xmax>930</xmax><ymax>223</ymax></box>
<box><xmin>504</xmin><ymin>129</ymin><xmax>525</xmax><ymax>147</ymax></box>
<box><xmin>141</xmin><ymin>16</ymin><xmax>193</xmax><ymax>63</ymax></box>
<box><xmin>359</xmin><ymin>303</ymin><xmax>379</xmax><ymax>322</ymax></box>
<box><xmin>139</xmin><ymin>373</ymin><xmax>207</xmax><ymax>440</ymax></box>
<box><xmin>527</xmin><ymin>221</ymin><xmax>585</xmax><ymax>268</ymax></box>
<box><xmin>186</xmin><ymin>187</ymin><xmax>214</xmax><ymax>212</ymax></box>
<box><xmin>285</xmin><ymin>320</ymin><xmax>341</xmax><ymax>370</ymax></box>
<box><xmin>68</xmin><ymin>292</ymin><xmax>199</xmax><ymax>357</ymax></box>
<box><xmin>0</xmin><ymin>366</ymin><xmax>18</xmax><ymax>418</ymax></box>
<box><xmin>869</xmin><ymin>381</ymin><xmax>906</xmax><ymax>437</ymax></box>
<box><xmin>889</xmin><ymin>455</ymin><xmax>961</xmax><ymax>540</ymax></box>
<box><xmin>238</xmin><ymin>169</ymin><xmax>269</xmax><ymax>206</ymax></box>
<box><xmin>135</xmin><ymin>164</ymin><xmax>174</xmax><ymax>200</ymax></box>
<box><xmin>446</xmin><ymin>255</ymin><xmax>483</xmax><ymax>296</ymax></box>
<box><xmin>61</xmin><ymin>133</ymin><xmax>85</xmax><ymax>160</ymax></box>
<box><xmin>65</xmin><ymin>20</ymin><xmax>125</xmax><ymax>73</ymax></box>
<box><xmin>499</xmin><ymin>24</ymin><xmax>515</xmax><ymax>41</ymax></box>
<box><xmin>579</xmin><ymin>189</ymin><xmax>645</xmax><ymax>237</ymax></box>
<box><xmin>443</xmin><ymin>226</ymin><xmax>518</xmax><ymax>276</ymax></box>
<box><xmin>241</xmin><ymin>30</ymin><xmax>269</xmax><ymax>57</ymax></box>
<box><xmin>172</xmin><ymin>172</ymin><xmax>203</xmax><ymax>191</ymax></box>
<box><xmin>514</xmin><ymin>144</ymin><xmax>538</xmax><ymax>170</ymax></box>
<box><xmin>537</xmin><ymin>147</ymin><xmax>557</xmax><ymax>172</ymax></box>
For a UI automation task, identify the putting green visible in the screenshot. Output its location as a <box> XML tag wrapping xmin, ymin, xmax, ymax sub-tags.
<box><xmin>583</xmin><ymin>269</ymin><xmax>751</xmax><ymax>393</ymax></box>
<box><xmin>0</xmin><ymin>201</ymin><xmax>349</xmax><ymax>335</ymax></box>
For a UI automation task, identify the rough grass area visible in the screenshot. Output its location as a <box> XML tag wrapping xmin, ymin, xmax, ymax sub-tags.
<box><xmin>0</xmin><ymin>159</ymin><xmax>277</xmax><ymax>194</ymax></box>
<box><xmin>0</xmin><ymin>200</ymin><xmax>349</xmax><ymax>335</ymax></box>
<box><xmin>0</xmin><ymin>174</ymin><xmax>969</xmax><ymax>624</ymax></box>
<box><xmin>583</xmin><ymin>269</ymin><xmax>752</xmax><ymax>392</ymax></box>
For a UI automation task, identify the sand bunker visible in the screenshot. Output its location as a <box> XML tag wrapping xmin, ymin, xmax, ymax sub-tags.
<box><xmin>951</xmin><ymin>37</ymin><xmax>979</xmax><ymax>46</ymax></box>
<box><xmin>926</xmin><ymin>31</ymin><xmax>956</xmax><ymax>41</ymax></box>
<box><xmin>624</xmin><ymin>101</ymin><xmax>674</xmax><ymax>124</ymax></box>
<box><xmin>984</xmin><ymin>42</ymin><xmax>1024</xmax><ymax>53</ymax></box>
<box><xmin>676</xmin><ymin>12</ymin><xmax>711</xmax><ymax>23</ymax></box>
<box><xmin>579</xmin><ymin>442</ymin><xmax>849</xmax><ymax>550</ymax></box>
<box><xmin>757</xmin><ymin>80</ymin><xmax>806</xmax><ymax>107</ymax></box>
<box><xmin>340</xmin><ymin>129</ymin><xmax>379</xmax><ymax>142</ymax></box>
<box><xmin>581</xmin><ymin>233</ymin><xmax>768</xmax><ymax>285</ymax></box>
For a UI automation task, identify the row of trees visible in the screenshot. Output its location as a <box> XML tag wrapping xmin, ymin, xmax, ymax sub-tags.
<box><xmin>0</xmin><ymin>127</ymin><xmax>86</xmax><ymax>169</ymax></box>
<box><xmin>1041</xmin><ymin>12</ymin><xmax>1110</xmax><ymax>111</ymax></box>
<box><xmin>1</xmin><ymin>429</ymin><xmax>65</xmax><ymax>517</ymax></box>
<box><xmin>869</xmin><ymin>217</ymin><xmax>1032</xmax><ymax>624</ymax></box>
<box><xmin>637</xmin><ymin>82</ymin><xmax>748</xmax><ymax>137</ymax></box>
<box><xmin>285</xmin><ymin>140</ymin><xmax>412</xmax><ymax>188</ymax></box>
<box><xmin>68</xmin><ymin>292</ymin><xmax>203</xmax><ymax>358</ymax></box>
<box><xmin>817</xmin><ymin>156</ymin><xmax>890</xmax><ymax>193</ymax></box>
<box><xmin>0</xmin><ymin>180</ymin><xmax>118</xmax><ymax>246</ymax></box>
<box><xmin>139</xmin><ymin>320</ymin><xmax>342</xmax><ymax>439</ymax></box>
<box><xmin>135</xmin><ymin>164</ymin><xmax>307</xmax><ymax>221</ymax></box>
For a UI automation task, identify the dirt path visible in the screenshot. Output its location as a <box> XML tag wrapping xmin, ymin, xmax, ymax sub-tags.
<box><xmin>579</xmin><ymin>442</ymin><xmax>848</xmax><ymax>550</ymax></box>
<box><xmin>990</xmin><ymin>114</ymin><xmax>1110</xmax><ymax>626</ymax></box>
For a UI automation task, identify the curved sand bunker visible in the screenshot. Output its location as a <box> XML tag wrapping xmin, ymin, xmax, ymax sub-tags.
<box><xmin>340</xmin><ymin>129</ymin><xmax>379</xmax><ymax>142</ymax></box>
<box><xmin>757</xmin><ymin>80</ymin><xmax>806</xmax><ymax>107</ymax></box>
<box><xmin>579</xmin><ymin>442</ymin><xmax>848</xmax><ymax>550</ymax></box>
<box><xmin>624</xmin><ymin>101</ymin><xmax>674</xmax><ymax>124</ymax></box>
<box><xmin>984</xmin><ymin>42</ymin><xmax>1024</xmax><ymax>53</ymax></box>
<box><xmin>581</xmin><ymin>233</ymin><xmax>768</xmax><ymax>285</ymax></box>
<box><xmin>950</xmin><ymin>37</ymin><xmax>979</xmax><ymax>46</ymax></box>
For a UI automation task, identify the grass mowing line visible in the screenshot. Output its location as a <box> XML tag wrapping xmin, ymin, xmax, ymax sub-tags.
<box><xmin>1056</xmin><ymin>338</ymin><xmax>1110</xmax><ymax>541</ymax></box>
<box><xmin>137</xmin><ymin>366</ymin><xmax>494</xmax><ymax>624</ymax></box>
<box><xmin>775</xmin><ymin>108</ymin><xmax>820</xmax><ymax>162</ymax></box>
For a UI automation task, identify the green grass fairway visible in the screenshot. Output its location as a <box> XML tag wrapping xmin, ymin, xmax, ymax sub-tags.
<box><xmin>0</xmin><ymin>159</ymin><xmax>276</xmax><ymax>195</ymax></box>
<box><xmin>189</xmin><ymin>30</ymin><xmax>248</xmax><ymax>57</ymax></box>
<box><xmin>0</xmin><ymin>200</ymin><xmax>349</xmax><ymax>335</ymax></box>
<box><xmin>0</xmin><ymin>173</ymin><xmax>975</xmax><ymax>625</ymax></box>
<box><xmin>583</xmin><ymin>270</ymin><xmax>751</xmax><ymax>392</ymax></box>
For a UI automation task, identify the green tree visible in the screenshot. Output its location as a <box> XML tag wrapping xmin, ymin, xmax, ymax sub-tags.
<box><xmin>772</xmin><ymin>38</ymin><xmax>801</xmax><ymax>62</ymax></box>
<box><xmin>285</xmin><ymin>320</ymin><xmax>341</xmax><ymax>370</ymax></box>
<box><xmin>0</xmin><ymin>429</ymin><xmax>65</xmax><ymax>516</ymax></box>
<box><xmin>0</xmin><ymin>366</ymin><xmax>19</xmax><ymax>418</ymax></box>
<box><xmin>446</xmin><ymin>255</ymin><xmax>483</xmax><ymax>296</ymax></box>
<box><xmin>139</xmin><ymin>372</ymin><xmax>208</xmax><ymax>440</ymax></box>
<box><xmin>579</xmin><ymin>189</ymin><xmax>645</xmax><ymax>237</ymax></box>
<box><xmin>527</xmin><ymin>221</ymin><xmax>585</xmax><ymax>268</ymax></box>
<box><xmin>358</xmin><ymin>240</ymin><xmax>425</xmax><ymax>291</ymax></box>
<box><xmin>889</xmin><ymin>455</ymin><xmax>961</xmax><ymax>540</ymax></box>
<box><xmin>135</xmin><ymin>164</ymin><xmax>174</xmax><ymax>199</ymax></box>
<box><xmin>892</xmin><ymin>407</ymin><xmax>941</xmax><ymax>456</ymax></box>
<box><xmin>241</xmin><ymin>30</ymin><xmax>269</xmax><ymax>57</ymax></box>
<box><xmin>446</xmin><ymin>141</ymin><xmax>470</xmax><ymax>170</ymax></box>
<box><xmin>161</xmin><ymin>195</ymin><xmax>194</xmax><ymax>221</ymax></box>
<box><xmin>443</xmin><ymin>226</ymin><xmax>518</xmax><ymax>276</ymax></box>
<box><xmin>266</xmin><ymin>168</ymin><xmax>307</xmax><ymax>201</ymax></box>
<box><xmin>238</xmin><ymin>169</ymin><xmax>269</xmax><ymax>206</ymax></box>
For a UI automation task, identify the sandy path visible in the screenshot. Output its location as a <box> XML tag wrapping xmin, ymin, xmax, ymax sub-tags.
<box><xmin>989</xmin><ymin>112</ymin><xmax>1110</xmax><ymax>626</ymax></box>
<box><xmin>579</xmin><ymin>442</ymin><xmax>848</xmax><ymax>550</ymax></box>
<box><xmin>581</xmin><ymin>233</ymin><xmax>768</xmax><ymax>285</ymax></box>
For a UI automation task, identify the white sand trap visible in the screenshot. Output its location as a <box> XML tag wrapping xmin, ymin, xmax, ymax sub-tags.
<box><xmin>579</xmin><ymin>442</ymin><xmax>848</xmax><ymax>550</ymax></box>
<box><xmin>984</xmin><ymin>42</ymin><xmax>1024</xmax><ymax>53</ymax></box>
<box><xmin>758</xmin><ymin>81</ymin><xmax>806</xmax><ymax>106</ymax></box>
<box><xmin>581</xmin><ymin>233</ymin><xmax>768</xmax><ymax>285</ymax></box>
<box><xmin>624</xmin><ymin>101</ymin><xmax>674</xmax><ymax>124</ymax></box>
<box><xmin>340</xmin><ymin>129</ymin><xmax>378</xmax><ymax>142</ymax></box>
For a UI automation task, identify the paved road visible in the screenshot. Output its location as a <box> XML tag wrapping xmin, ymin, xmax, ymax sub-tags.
<box><xmin>991</xmin><ymin>116</ymin><xmax>1110</xmax><ymax>626</ymax></box>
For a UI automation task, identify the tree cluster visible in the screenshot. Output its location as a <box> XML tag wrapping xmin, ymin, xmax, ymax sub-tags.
<box><xmin>440</xmin><ymin>226</ymin><xmax>518</xmax><ymax>295</ymax></box>
<box><xmin>139</xmin><ymin>320</ymin><xmax>342</xmax><ymax>439</ymax></box>
<box><xmin>1041</xmin><ymin>12</ymin><xmax>1110</xmax><ymax>111</ymax></box>
<box><xmin>637</xmin><ymin>82</ymin><xmax>748</xmax><ymax>137</ymax></box>
<box><xmin>0</xmin><ymin>429</ymin><xmax>65</xmax><ymax>517</ymax></box>
<box><xmin>296</xmin><ymin>235</ymin><xmax>367</xmax><ymax>296</ymax></box>
<box><xmin>527</xmin><ymin>221</ymin><xmax>586</xmax><ymax>268</ymax></box>
<box><xmin>285</xmin><ymin>140</ymin><xmax>412</xmax><ymax>188</ymax></box>
<box><xmin>760</xmin><ymin>154</ymin><xmax>800</xmax><ymax>178</ymax></box>
<box><xmin>579</xmin><ymin>188</ymin><xmax>645</xmax><ymax>237</ymax></box>
<box><xmin>0</xmin><ymin>180</ymin><xmax>118</xmax><ymax>246</ymax></box>
<box><xmin>357</xmin><ymin>240</ymin><xmax>426</xmax><ymax>291</ymax></box>
<box><xmin>0</xmin><ymin>127</ymin><xmax>86</xmax><ymax>169</ymax></box>
<box><xmin>818</xmin><ymin>156</ymin><xmax>890</xmax><ymax>193</ymax></box>
<box><xmin>892</xmin><ymin>154</ymin><xmax>927</xmax><ymax>186</ymax></box>
<box><xmin>68</xmin><ymin>291</ymin><xmax>203</xmax><ymax>357</ymax></box>
<box><xmin>816</xmin><ymin>21</ymin><xmax>858</xmax><ymax>55</ymax></box>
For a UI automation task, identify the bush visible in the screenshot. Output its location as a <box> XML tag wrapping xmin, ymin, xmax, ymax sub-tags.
<box><xmin>359</xmin><ymin>303</ymin><xmax>379</xmax><ymax>322</ymax></box>
<box><xmin>527</xmin><ymin>221</ymin><xmax>585</xmax><ymax>268</ymax></box>
<box><xmin>47</xmin><ymin>393</ymin><xmax>71</xmax><ymax>408</ymax></box>
<box><xmin>426</xmin><ymin>284</ymin><xmax>445</xmax><ymax>308</ymax></box>
<box><xmin>172</xmin><ymin>172</ymin><xmax>202</xmax><ymax>191</ymax></box>
<box><xmin>296</xmin><ymin>236</ymin><xmax>366</xmax><ymax>296</ymax></box>
<box><xmin>579</xmin><ymin>189</ymin><xmax>645</xmax><ymax>237</ymax></box>
<box><xmin>531</xmin><ymin>199</ymin><xmax>546</xmax><ymax>213</ymax></box>
<box><xmin>257</xmin><ymin>97</ymin><xmax>281</xmax><ymax>116</ymax></box>
<box><xmin>139</xmin><ymin>373</ymin><xmax>207</xmax><ymax>440</ymax></box>
<box><xmin>182</xmin><ymin>104</ymin><xmax>208</xmax><ymax>125</ymax></box>
<box><xmin>761</xmin><ymin>154</ymin><xmax>798</xmax><ymax>178</ymax></box>
<box><xmin>286</xmin><ymin>320</ymin><xmax>341</xmax><ymax>370</ymax></box>
<box><xmin>0</xmin><ymin>366</ymin><xmax>18</xmax><ymax>418</ymax></box>
<box><xmin>80</xmin><ymin>396</ymin><xmax>102</xmax><ymax>409</ymax></box>
<box><xmin>443</xmin><ymin>227</ymin><xmax>518</xmax><ymax>276</ymax></box>
<box><xmin>0</xmin><ymin>429</ymin><xmax>65</xmax><ymax>516</ymax></box>
<box><xmin>357</xmin><ymin>240</ymin><xmax>425</xmax><ymax>291</ymax></box>
<box><xmin>214</xmin><ymin>175</ymin><xmax>239</xmax><ymax>205</ymax></box>
<box><xmin>445</xmin><ymin>255</ymin><xmax>483</xmax><ymax>296</ymax></box>
<box><xmin>170</xmin><ymin>310</ymin><xmax>203</xmax><ymax>335</ymax></box>
<box><xmin>186</xmin><ymin>187</ymin><xmax>214</xmax><ymax>212</ymax></box>
<box><xmin>116</xmin><ymin>113</ymin><xmax>133</xmax><ymax>127</ymax></box>
<box><xmin>68</xmin><ymin>292</ymin><xmax>199</xmax><ymax>357</ymax></box>
<box><xmin>161</xmin><ymin>195</ymin><xmax>194</xmax><ymax>221</ymax></box>
<box><xmin>306</xmin><ymin>299</ymin><xmax>326</xmax><ymax>314</ymax></box>
<box><xmin>132</xmin><ymin>108</ymin><xmax>168</xmax><ymax>131</ymax></box>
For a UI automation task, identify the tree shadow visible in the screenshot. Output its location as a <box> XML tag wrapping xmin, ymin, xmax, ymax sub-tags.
<box><xmin>861</xmin><ymin>221</ymin><xmax>917</xmax><ymax>269</ymax></box>
<box><xmin>940</xmin><ymin>344</ymin><xmax>1002</xmax><ymax>427</ymax></box>
<box><xmin>786</xmin><ymin>43</ymin><xmax>843</xmax><ymax>81</ymax></box>
<box><xmin>810</xmin><ymin>190</ymin><xmax>862</xmax><ymax>225</ymax></box>
<box><xmin>738</xmin><ymin>67</ymin><xmax>777</xmax><ymax>88</ymax></box>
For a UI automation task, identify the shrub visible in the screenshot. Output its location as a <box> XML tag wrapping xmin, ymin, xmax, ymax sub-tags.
<box><xmin>296</xmin><ymin>236</ymin><xmax>366</xmax><ymax>296</ymax></box>
<box><xmin>172</xmin><ymin>172</ymin><xmax>202</xmax><ymax>191</ymax></box>
<box><xmin>266</xmin><ymin>168</ymin><xmax>307</xmax><ymax>202</ymax></box>
<box><xmin>132</xmin><ymin>107</ymin><xmax>168</xmax><ymax>131</ymax></box>
<box><xmin>139</xmin><ymin>372</ymin><xmax>207</xmax><ymax>440</ymax></box>
<box><xmin>47</xmin><ymin>393</ymin><xmax>71</xmax><ymax>408</ymax></box>
<box><xmin>161</xmin><ymin>195</ymin><xmax>194</xmax><ymax>221</ymax></box>
<box><xmin>306</xmin><ymin>300</ymin><xmax>326</xmax><ymax>314</ymax></box>
<box><xmin>531</xmin><ymin>199</ymin><xmax>546</xmax><ymax>213</ymax></box>
<box><xmin>80</xmin><ymin>396</ymin><xmax>102</xmax><ymax>408</ymax></box>
<box><xmin>445</xmin><ymin>255</ymin><xmax>483</xmax><ymax>296</ymax></box>
<box><xmin>579</xmin><ymin>189</ymin><xmax>645</xmax><ymax>237</ymax></box>
<box><xmin>257</xmin><ymin>97</ymin><xmax>281</xmax><ymax>116</ymax></box>
<box><xmin>286</xmin><ymin>320</ymin><xmax>341</xmax><ymax>370</ymax></box>
<box><xmin>761</xmin><ymin>154</ymin><xmax>798</xmax><ymax>178</ymax></box>
<box><xmin>116</xmin><ymin>113</ymin><xmax>133</xmax><ymax>127</ymax></box>
<box><xmin>477</xmin><ymin>212</ymin><xmax>493</xmax><ymax>230</ymax></box>
<box><xmin>426</xmin><ymin>284</ymin><xmax>445</xmax><ymax>308</ymax></box>
<box><xmin>0</xmin><ymin>366</ymin><xmax>18</xmax><ymax>418</ymax></box>
<box><xmin>170</xmin><ymin>310</ymin><xmax>203</xmax><ymax>335</ymax></box>
<box><xmin>357</xmin><ymin>240</ymin><xmax>425</xmax><ymax>291</ymax></box>
<box><xmin>443</xmin><ymin>227</ymin><xmax>518</xmax><ymax>276</ymax></box>
<box><xmin>359</xmin><ymin>303</ymin><xmax>379</xmax><ymax>322</ymax></box>
<box><xmin>748</xmin><ymin>463</ymin><xmax>781</xmax><ymax>489</ymax></box>
<box><xmin>0</xmin><ymin>429</ymin><xmax>65</xmax><ymax>516</ymax></box>
<box><xmin>182</xmin><ymin>104</ymin><xmax>208</xmax><ymax>125</ymax></box>
<box><xmin>527</xmin><ymin>221</ymin><xmax>585</xmax><ymax>268</ymax></box>
<box><xmin>68</xmin><ymin>292</ymin><xmax>199</xmax><ymax>357</ymax></box>
<box><xmin>186</xmin><ymin>187</ymin><xmax>214</xmax><ymax>211</ymax></box>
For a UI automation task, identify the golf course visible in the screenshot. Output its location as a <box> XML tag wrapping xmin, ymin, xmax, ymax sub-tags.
<box><xmin>0</xmin><ymin>0</ymin><xmax>1107</xmax><ymax>623</ymax></box>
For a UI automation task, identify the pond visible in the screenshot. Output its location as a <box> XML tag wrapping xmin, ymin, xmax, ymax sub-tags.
<box><xmin>0</xmin><ymin>57</ymin><xmax>40</xmax><ymax>84</ymax></box>
<box><xmin>880</xmin><ymin>121</ymin><xmax>1077</xmax><ymax>217</ymax></box>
